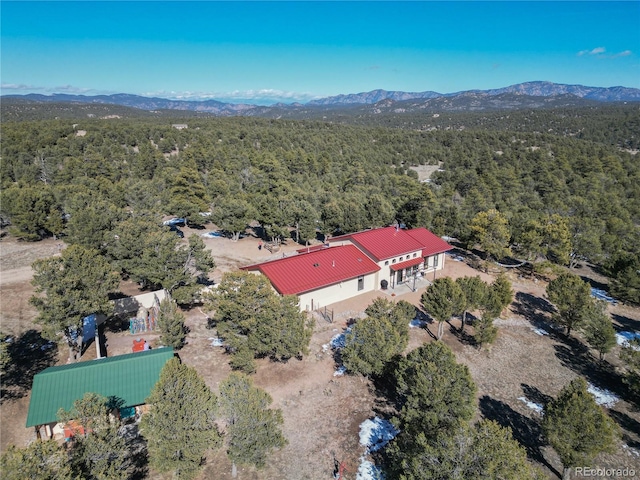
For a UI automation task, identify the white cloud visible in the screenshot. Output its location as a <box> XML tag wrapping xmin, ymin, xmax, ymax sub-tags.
<box><xmin>0</xmin><ymin>83</ymin><xmax>40</xmax><ymax>91</ymax></box>
<box><xmin>578</xmin><ymin>46</ymin><xmax>606</xmax><ymax>56</ymax></box>
<box><xmin>613</xmin><ymin>50</ymin><xmax>632</xmax><ymax>58</ymax></box>
<box><xmin>577</xmin><ymin>47</ymin><xmax>633</xmax><ymax>59</ymax></box>
<box><xmin>143</xmin><ymin>88</ymin><xmax>322</xmax><ymax>105</ymax></box>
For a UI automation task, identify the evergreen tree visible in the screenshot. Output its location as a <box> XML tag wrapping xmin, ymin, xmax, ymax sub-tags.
<box><xmin>490</xmin><ymin>273</ymin><xmax>514</xmax><ymax>317</ymax></box>
<box><xmin>469</xmin><ymin>209</ymin><xmax>511</xmax><ymax>260</ymax></box>
<box><xmin>546</xmin><ymin>272</ymin><xmax>592</xmax><ymax>336</ymax></box>
<box><xmin>582</xmin><ymin>301</ymin><xmax>616</xmax><ymax>361</ymax></box>
<box><xmin>208</xmin><ymin>272</ymin><xmax>312</xmax><ymax>371</ymax></box>
<box><xmin>387</xmin><ymin>420</ymin><xmax>543</xmax><ymax>480</ymax></box>
<box><xmin>157</xmin><ymin>297</ymin><xmax>187</xmax><ymax>349</ymax></box>
<box><xmin>394</xmin><ymin>342</ymin><xmax>476</xmax><ymax>438</ymax></box>
<box><xmin>455</xmin><ymin>276</ymin><xmax>487</xmax><ymax>333</ymax></box>
<box><xmin>219</xmin><ymin>372</ymin><xmax>287</xmax><ymax>472</ymax></box>
<box><xmin>620</xmin><ymin>338</ymin><xmax>640</xmax><ymax>401</ymax></box>
<box><xmin>0</xmin><ymin>185</ymin><xmax>64</xmax><ymax>241</ymax></box>
<box><xmin>211</xmin><ymin>195</ymin><xmax>255</xmax><ymax>241</ymax></box>
<box><xmin>58</xmin><ymin>393</ymin><xmax>134</xmax><ymax>480</ymax></box>
<box><xmin>474</xmin><ymin>313</ymin><xmax>499</xmax><ymax>347</ymax></box>
<box><xmin>141</xmin><ymin>358</ymin><xmax>221</xmax><ymax>480</ymax></box>
<box><xmin>341</xmin><ymin>316</ymin><xmax>404</xmax><ymax>377</ymax></box>
<box><xmin>30</xmin><ymin>245</ymin><xmax>119</xmax><ymax>362</ymax></box>
<box><xmin>421</xmin><ymin>277</ymin><xmax>465</xmax><ymax>340</ymax></box>
<box><xmin>542</xmin><ymin>377</ymin><xmax>619</xmax><ymax>480</ymax></box>
<box><xmin>0</xmin><ymin>440</ymin><xmax>77</xmax><ymax>480</ymax></box>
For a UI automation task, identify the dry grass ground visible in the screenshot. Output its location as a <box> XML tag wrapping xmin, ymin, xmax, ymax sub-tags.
<box><xmin>1</xmin><ymin>229</ymin><xmax>639</xmax><ymax>480</ymax></box>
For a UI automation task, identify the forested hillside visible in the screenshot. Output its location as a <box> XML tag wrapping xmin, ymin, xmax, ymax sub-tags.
<box><xmin>1</xmin><ymin>110</ymin><xmax>638</xmax><ymax>302</ymax></box>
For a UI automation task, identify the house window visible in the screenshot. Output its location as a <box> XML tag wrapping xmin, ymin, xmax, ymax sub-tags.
<box><xmin>392</xmin><ymin>259</ymin><xmax>396</xmax><ymax>264</ymax></box>
<box><xmin>433</xmin><ymin>254</ymin><xmax>439</xmax><ymax>267</ymax></box>
<box><xmin>358</xmin><ymin>275</ymin><xmax>364</xmax><ymax>291</ymax></box>
<box><xmin>413</xmin><ymin>253</ymin><xmax>417</xmax><ymax>258</ymax></box>
<box><xmin>399</xmin><ymin>256</ymin><xmax>404</xmax><ymax>261</ymax></box>
<box><xmin>385</xmin><ymin>261</ymin><xmax>389</xmax><ymax>266</ymax></box>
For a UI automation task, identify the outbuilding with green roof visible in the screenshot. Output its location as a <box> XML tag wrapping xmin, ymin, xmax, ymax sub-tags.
<box><xmin>26</xmin><ymin>348</ymin><xmax>175</xmax><ymax>438</ymax></box>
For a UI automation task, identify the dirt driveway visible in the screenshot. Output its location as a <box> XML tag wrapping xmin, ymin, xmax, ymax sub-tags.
<box><xmin>1</xmin><ymin>230</ymin><xmax>639</xmax><ymax>479</ymax></box>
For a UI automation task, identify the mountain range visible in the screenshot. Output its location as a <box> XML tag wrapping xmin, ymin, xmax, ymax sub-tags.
<box><xmin>2</xmin><ymin>81</ymin><xmax>639</xmax><ymax>118</ymax></box>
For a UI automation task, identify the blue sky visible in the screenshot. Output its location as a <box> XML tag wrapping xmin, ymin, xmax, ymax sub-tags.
<box><xmin>1</xmin><ymin>1</ymin><xmax>639</xmax><ymax>105</ymax></box>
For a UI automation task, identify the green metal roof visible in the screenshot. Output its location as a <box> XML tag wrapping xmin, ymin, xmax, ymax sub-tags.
<box><xmin>26</xmin><ymin>348</ymin><xmax>174</xmax><ymax>427</ymax></box>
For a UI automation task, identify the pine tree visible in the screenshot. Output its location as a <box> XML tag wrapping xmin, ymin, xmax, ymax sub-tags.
<box><xmin>394</xmin><ymin>342</ymin><xmax>476</xmax><ymax>438</ymax></box>
<box><xmin>387</xmin><ymin>421</ymin><xmax>544</xmax><ymax>480</ymax></box>
<box><xmin>421</xmin><ymin>277</ymin><xmax>465</xmax><ymax>340</ymax></box>
<box><xmin>582</xmin><ymin>300</ymin><xmax>616</xmax><ymax>361</ymax></box>
<box><xmin>341</xmin><ymin>316</ymin><xmax>404</xmax><ymax>377</ymax></box>
<box><xmin>141</xmin><ymin>358</ymin><xmax>221</xmax><ymax>479</ymax></box>
<box><xmin>58</xmin><ymin>393</ymin><xmax>134</xmax><ymax>480</ymax></box>
<box><xmin>542</xmin><ymin>377</ymin><xmax>619</xmax><ymax>480</ymax></box>
<box><xmin>219</xmin><ymin>373</ymin><xmax>287</xmax><ymax>473</ymax></box>
<box><xmin>30</xmin><ymin>245</ymin><xmax>119</xmax><ymax>362</ymax></box>
<box><xmin>546</xmin><ymin>272</ymin><xmax>592</xmax><ymax>336</ymax></box>
<box><xmin>475</xmin><ymin>313</ymin><xmax>499</xmax><ymax>347</ymax></box>
<box><xmin>455</xmin><ymin>276</ymin><xmax>487</xmax><ymax>333</ymax></box>
<box><xmin>0</xmin><ymin>440</ymin><xmax>77</xmax><ymax>480</ymax></box>
<box><xmin>157</xmin><ymin>297</ymin><xmax>187</xmax><ymax>349</ymax></box>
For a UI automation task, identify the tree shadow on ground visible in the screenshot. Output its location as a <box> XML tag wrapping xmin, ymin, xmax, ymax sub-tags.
<box><xmin>608</xmin><ymin>409</ymin><xmax>640</xmax><ymax>450</ymax></box>
<box><xmin>413</xmin><ymin>308</ymin><xmax>436</xmax><ymax>340</ymax></box>
<box><xmin>1</xmin><ymin>329</ymin><xmax>58</xmax><ymax>403</ymax></box>
<box><xmin>521</xmin><ymin>383</ymin><xmax>553</xmax><ymax>408</ymax></box>
<box><xmin>553</xmin><ymin>338</ymin><xmax>632</xmax><ymax>405</ymax></box>
<box><xmin>450</xmin><ymin>313</ymin><xmax>477</xmax><ymax>347</ymax></box>
<box><xmin>479</xmin><ymin>395</ymin><xmax>560</xmax><ymax>477</ymax></box>
<box><xmin>512</xmin><ymin>291</ymin><xmax>554</xmax><ymax>325</ymax></box>
<box><xmin>611</xmin><ymin>313</ymin><xmax>640</xmax><ymax>332</ymax></box>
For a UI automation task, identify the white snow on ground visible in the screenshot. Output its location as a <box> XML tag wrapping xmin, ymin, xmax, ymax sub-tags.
<box><xmin>623</xmin><ymin>444</ymin><xmax>640</xmax><ymax>457</ymax></box>
<box><xmin>208</xmin><ymin>337</ymin><xmax>224</xmax><ymax>347</ymax></box>
<box><xmin>616</xmin><ymin>331</ymin><xmax>640</xmax><ymax>349</ymax></box>
<box><xmin>518</xmin><ymin>397</ymin><xmax>544</xmax><ymax>414</ymax></box>
<box><xmin>356</xmin><ymin>458</ymin><xmax>385</xmax><ymax>480</ymax></box>
<box><xmin>591</xmin><ymin>287</ymin><xmax>617</xmax><ymax>304</ymax></box>
<box><xmin>333</xmin><ymin>366</ymin><xmax>346</xmax><ymax>377</ymax></box>
<box><xmin>530</xmin><ymin>327</ymin><xmax>549</xmax><ymax>336</ymax></box>
<box><xmin>587</xmin><ymin>383</ymin><xmax>619</xmax><ymax>408</ymax></box>
<box><xmin>359</xmin><ymin>417</ymin><xmax>400</xmax><ymax>453</ymax></box>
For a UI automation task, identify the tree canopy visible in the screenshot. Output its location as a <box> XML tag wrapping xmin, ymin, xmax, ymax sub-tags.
<box><xmin>141</xmin><ymin>358</ymin><xmax>221</xmax><ymax>479</ymax></box>
<box><xmin>30</xmin><ymin>244</ymin><xmax>119</xmax><ymax>362</ymax></box>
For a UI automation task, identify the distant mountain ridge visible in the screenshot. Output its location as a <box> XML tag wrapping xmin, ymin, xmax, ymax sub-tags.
<box><xmin>2</xmin><ymin>82</ymin><xmax>639</xmax><ymax>117</ymax></box>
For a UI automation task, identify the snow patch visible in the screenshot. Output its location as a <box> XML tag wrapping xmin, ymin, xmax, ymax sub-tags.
<box><xmin>530</xmin><ymin>327</ymin><xmax>549</xmax><ymax>336</ymax></box>
<box><xmin>356</xmin><ymin>458</ymin><xmax>385</xmax><ymax>480</ymax></box>
<box><xmin>333</xmin><ymin>366</ymin><xmax>346</xmax><ymax>377</ymax></box>
<box><xmin>616</xmin><ymin>331</ymin><xmax>640</xmax><ymax>349</ymax></box>
<box><xmin>201</xmin><ymin>231</ymin><xmax>224</xmax><ymax>238</ymax></box>
<box><xmin>329</xmin><ymin>327</ymin><xmax>351</xmax><ymax>350</ymax></box>
<box><xmin>623</xmin><ymin>444</ymin><xmax>640</xmax><ymax>457</ymax></box>
<box><xmin>590</xmin><ymin>287</ymin><xmax>617</xmax><ymax>304</ymax></box>
<box><xmin>208</xmin><ymin>337</ymin><xmax>224</xmax><ymax>347</ymax></box>
<box><xmin>518</xmin><ymin>397</ymin><xmax>544</xmax><ymax>414</ymax></box>
<box><xmin>359</xmin><ymin>417</ymin><xmax>399</xmax><ymax>453</ymax></box>
<box><xmin>587</xmin><ymin>383</ymin><xmax>619</xmax><ymax>408</ymax></box>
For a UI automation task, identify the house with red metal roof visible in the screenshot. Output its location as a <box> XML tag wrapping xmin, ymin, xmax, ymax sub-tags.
<box><xmin>328</xmin><ymin>226</ymin><xmax>452</xmax><ymax>289</ymax></box>
<box><xmin>242</xmin><ymin>227</ymin><xmax>451</xmax><ymax>311</ymax></box>
<box><xmin>242</xmin><ymin>244</ymin><xmax>380</xmax><ymax>311</ymax></box>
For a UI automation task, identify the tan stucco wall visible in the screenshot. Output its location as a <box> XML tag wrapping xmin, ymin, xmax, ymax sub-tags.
<box><xmin>298</xmin><ymin>272</ymin><xmax>377</xmax><ymax>311</ymax></box>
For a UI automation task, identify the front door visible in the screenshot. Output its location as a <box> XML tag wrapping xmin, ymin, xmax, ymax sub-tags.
<box><xmin>397</xmin><ymin>269</ymin><xmax>403</xmax><ymax>284</ymax></box>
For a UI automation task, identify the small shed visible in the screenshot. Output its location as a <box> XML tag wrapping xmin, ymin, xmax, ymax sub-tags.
<box><xmin>26</xmin><ymin>348</ymin><xmax>175</xmax><ymax>439</ymax></box>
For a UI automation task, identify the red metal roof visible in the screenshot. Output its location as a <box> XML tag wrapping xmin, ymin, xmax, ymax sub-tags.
<box><xmin>241</xmin><ymin>245</ymin><xmax>380</xmax><ymax>295</ymax></box>
<box><xmin>389</xmin><ymin>256</ymin><xmax>423</xmax><ymax>271</ymax></box>
<box><xmin>334</xmin><ymin>226</ymin><xmax>442</xmax><ymax>261</ymax></box>
<box><xmin>405</xmin><ymin>227</ymin><xmax>453</xmax><ymax>257</ymax></box>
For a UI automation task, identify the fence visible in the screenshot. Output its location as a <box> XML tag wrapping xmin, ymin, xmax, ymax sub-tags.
<box><xmin>317</xmin><ymin>306</ymin><xmax>334</xmax><ymax>323</ymax></box>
